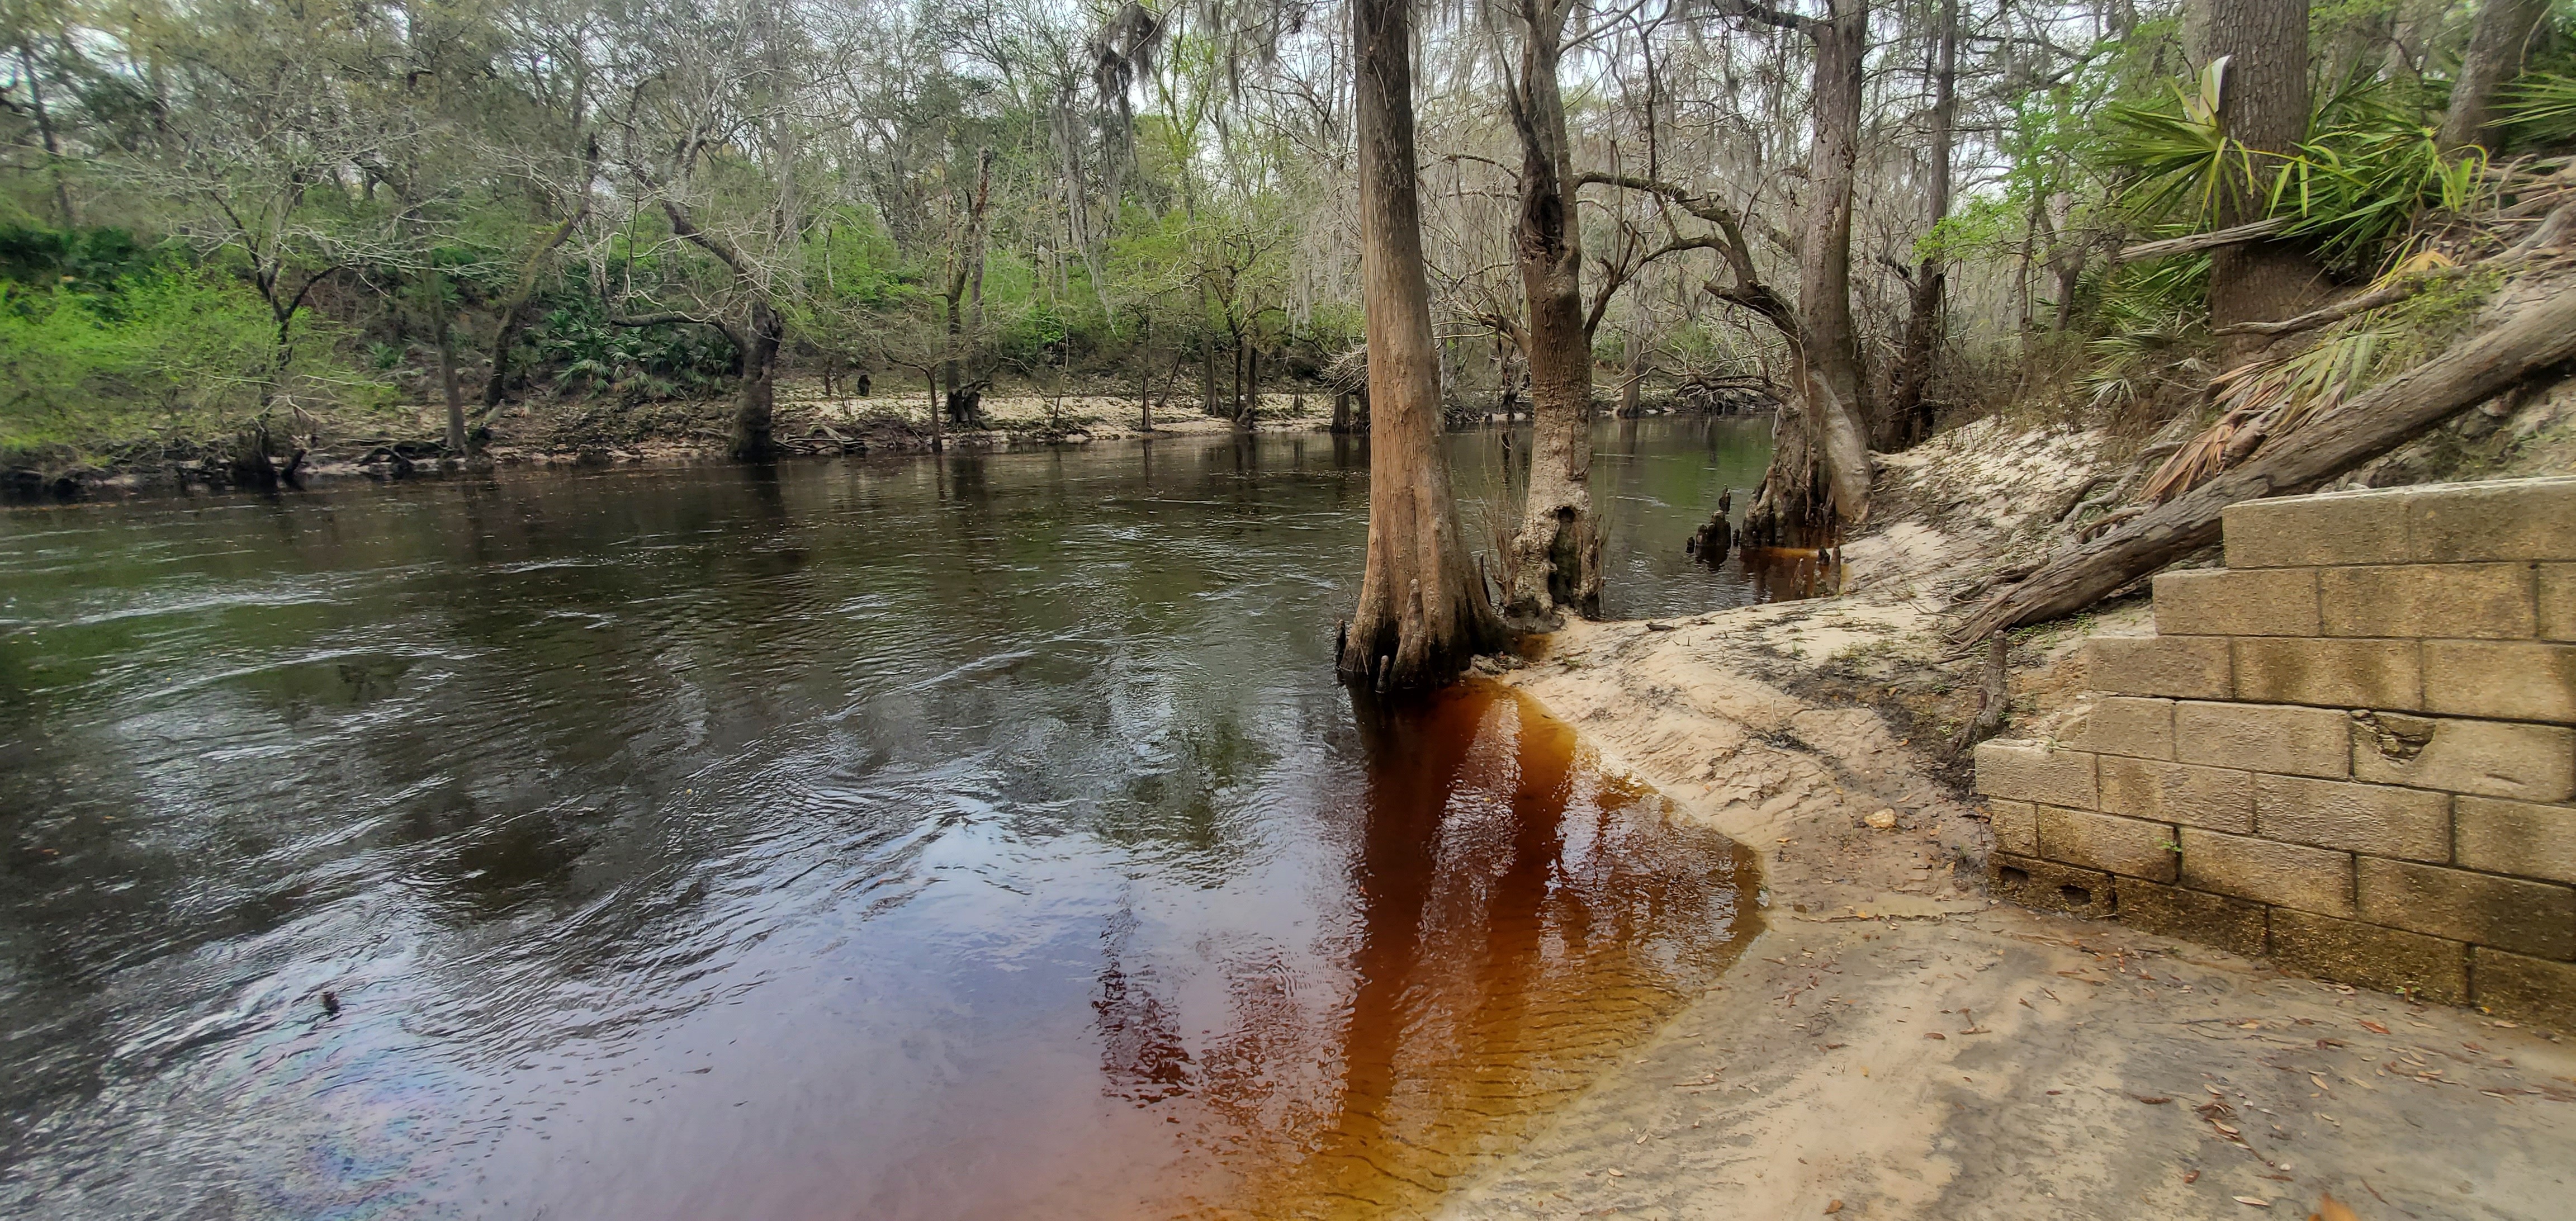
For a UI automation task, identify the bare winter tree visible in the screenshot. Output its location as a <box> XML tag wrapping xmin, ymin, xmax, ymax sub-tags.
<box><xmin>604</xmin><ymin>0</ymin><xmax>821</xmax><ymax>460</ymax></box>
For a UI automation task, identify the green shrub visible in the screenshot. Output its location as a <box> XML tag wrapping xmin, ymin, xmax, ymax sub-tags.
<box><xmin>0</xmin><ymin>271</ymin><xmax>388</xmax><ymax>467</ymax></box>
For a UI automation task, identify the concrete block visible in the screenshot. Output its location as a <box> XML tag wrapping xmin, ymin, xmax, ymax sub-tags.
<box><xmin>2319</xmin><ymin>562</ymin><xmax>2535</xmax><ymax>639</ymax></box>
<box><xmin>2086</xmin><ymin>636</ymin><xmax>2232</xmax><ymax>699</ymax></box>
<box><xmin>2038</xmin><ymin>806</ymin><xmax>2179</xmax><ymax>882</ymax></box>
<box><xmin>2455</xmin><ymin>796</ymin><xmax>2576</xmax><ymax>886</ymax></box>
<box><xmin>2114</xmin><ymin>879</ymin><xmax>2268</xmax><ymax>957</ymax></box>
<box><xmin>2541</xmin><ymin>564</ymin><xmax>2576</xmax><ymax>642</ymax></box>
<box><xmin>2351</xmin><ymin>712</ymin><xmax>2576</xmax><ymax>802</ymax></box>
<box><xmin>1973</xmin><ymin>741</ymin><xmax>2097</xmax><ymax>808</ymax></box>
<box><xmin>2153</xmin><ymin>567</ymin><xmax>2319</xmax><ymax>636</ymax></box>
<box><xmin>1990</xmin><ymin>854</ymin><xmax>2117</xmax><ymax>919</ymax></box>
<box><xmin>2271</xmin><ymin>908</ymin><xmax>2469</xmax><ymax>1004</ymax></box>
<box><xmin>2179</xmin><ymin>827</ymin><xmax>2356</xmax><ymax>916</ymax></box>
<box><xmin>2224</xmin><ymin>488</ymin><xmax>2411</xmax><ymax>569</ymax></box>
<box><xmin>2421</xmin><ymin>641</ymin><xmax>2576</xmax><ymax>724</ymax></box>
<box><xmin>2356</xmin><ymin>856</ymin><xmax>2576</xmax><ymax>959</ymax></box>
<box><xmin>2098</xmin><ymin>756</ymin><xmax>2255</xmax><ymax>833</ymax></box>
<box><xmin>2068</xmin><ymin>695</ymin><xmax>2175</xmax><ymax>761</ymax></box>
<box><xmin>2408</xmin><ymin>476</ymin><xmax>2576</xmax><ymax>563</ymax></box>
<box><xmin>2174</xmin><ymin>701</ymin><xmax>2351</xmax><ymax>779</ymax></box>
<box><xmin>2470</xmin><ymin>948</ymin><xmax>2576</xmax><ymax>1026</ymax></box>
<box><xmin>2233</xmin><ymin>637</ymin><xmax>2423</xmax><ymax>711</ymax></box>
<box><xmin>2253</xmin><ymin>774</ymin><xmax>2451</xmax><ymax>861</ymax></box>
<box><xmin>1987</xmin><ymin>799</ymin><xmax>2038</xmax><ymax>855</ymax></box>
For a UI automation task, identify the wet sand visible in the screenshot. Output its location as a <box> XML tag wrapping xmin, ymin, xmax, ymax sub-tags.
<box><xmin>1442</xmin><ymin>613</ymin><xmax>2576</xmax><ymax>1220</ymax></box>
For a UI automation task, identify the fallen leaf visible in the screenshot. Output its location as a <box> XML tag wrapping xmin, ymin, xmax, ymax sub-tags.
<box><xmin>1605</xmin><ymin>1168</ymin><xmax>1625</xmax><ymax>1177</ymax></box>
<box><xmin>2213</xmin><ymin>1122</ymin><xmax>2241</xmax><ymax>1135</ymax></box>
<box><xmin>2183</xmin><ymin>1170</ymin><xmax>2201</xmax><ymax>1184</ymax></box>
<box><xmin>2312</xmin><ymin>1192</ymin><xmax>2359</xmax><ymax>1221</ymax></box>
<box><xmin>1824</xmin><ymin>1201</ymin><xmax>1844</xmax><ymax>1215</ymax></box>
<box><xmin>2359</xmin><ymin>1020</ymin><xmax>2390</xmax><ymax>1035</ymax></box>
<box><xmin>2134</xmin><ymin>1095</ymin><xmax>2172</xmax><ymax>1104</ymax></box>
<box><xmin>1925</xmin><ymin>1031</ymin><xmax>1947</xmax><ymax>1040</ymax></box>
<box><xmin>2234</xmin><ymin>1196</ymin><xmax>2270</xmax><ymax>1208</ymax></box>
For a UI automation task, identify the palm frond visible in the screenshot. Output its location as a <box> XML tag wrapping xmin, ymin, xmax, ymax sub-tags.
<box><xmin>2503</xmin><ymin>73</ymin><xmax>2576</xmax><ymax>146</ymax></box>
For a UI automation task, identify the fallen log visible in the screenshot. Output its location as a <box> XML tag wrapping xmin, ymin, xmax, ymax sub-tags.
<box><xmin>1951</xmin><ymin>280</ymin><xmax>2576</xmax><ymax>643</ymax></box>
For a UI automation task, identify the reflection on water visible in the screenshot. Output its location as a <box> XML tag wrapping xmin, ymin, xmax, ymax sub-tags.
<box><xmin>1738</xmin><ymin>545</ymin><xmax>1846</xmax><ymax>602</ymax></box>
<box><xmin>0</xmin><ymin>422</ymin><xmax>1763</xmax><ymax>1219</ymax></box>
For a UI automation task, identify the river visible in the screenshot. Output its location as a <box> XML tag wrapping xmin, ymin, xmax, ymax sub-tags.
<box><xmin>1</xmin><ymin>418</ymin><xmax>1774</xmax><ymax>1219</ymax></box>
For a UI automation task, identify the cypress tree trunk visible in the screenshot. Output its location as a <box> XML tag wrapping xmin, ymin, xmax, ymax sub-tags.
<box><xmin>1500</xmin><ymin>0</ymin><xmax>1601</xmax><ymax>624</ymax></box>
<box><xmin>1338</xmin><ymin>0</ymin><xmax>1507</xmax><ymax>692</ymax></box>
<box><xmin>1746</xmin><ymin>0</ymin><xmax>1873</xmax><ymax>542</ymax></box>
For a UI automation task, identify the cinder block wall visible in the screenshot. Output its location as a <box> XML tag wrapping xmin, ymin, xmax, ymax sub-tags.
<box><xmin>1974</xmin><ymin>476</ymin><xmax>2576</xmax><ymax>1024</ymax></box>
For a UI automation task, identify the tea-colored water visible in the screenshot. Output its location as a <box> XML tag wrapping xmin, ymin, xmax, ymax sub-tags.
<box><xmin>0</xmin><ymin>421</ymin><xmax>1768</xmax><ymax>1219</ymax></box>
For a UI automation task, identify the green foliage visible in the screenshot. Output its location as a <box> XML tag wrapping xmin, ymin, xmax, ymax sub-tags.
<box><xmin>2103</xmin><ymin>58</ymin><xmax>2247</xmax><ymax>228</ymax></box>
<box><xmin>0</xmin><ymin>225</ymin><xmax>164</xmax><ymax>292</ymax></box>
<box><xmin>2503</xmin><ymin>73</ymin><xmax>2576</xmax><ymax>146</ymax></box>
<box><xmin>0</xmin><ymin>270</ymin><xmax>386</xmax><ymax>465</ymax></box>
<box><xmin>2106</xmin><ymin>64</ymin><xmax>2484</xmax><ymax>278</ymax></box>
<box><xmin>2079</xmin><ymin>254</ymin><xmax>2212</xmax><ymax>413</ymax></box>
<box><xmin>2274</xmin><ymin>75</ymin><xmax>2485</xmax><ymax>273</ymax></box>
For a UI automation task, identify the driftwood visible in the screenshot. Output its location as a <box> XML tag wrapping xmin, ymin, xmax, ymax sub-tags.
<box><xmin>1951</xmin><ymin>280</ymin><xmax>2576</xmax><ymax>643</ymax></box>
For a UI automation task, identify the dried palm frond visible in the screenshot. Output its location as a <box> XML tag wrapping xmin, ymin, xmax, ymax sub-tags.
<box><xmin>2143</xmin><ymin>406</ymin><xmax>2248</xmax><ymax>501</ymax></box>
<box><xmin>2146</xmin><ymin>324</ymin><xmax>2393</xmax><ymax>501</ymax></box>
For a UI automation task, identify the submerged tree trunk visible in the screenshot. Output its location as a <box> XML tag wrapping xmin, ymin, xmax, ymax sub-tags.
<box><xmin>1338</xmin><ymin>0</ymin><xmax>1506</xmax><ymax>692</ymax></box>
<box><xmin>2204</xmin><ymin>0</ymin><xmax>2325</xmax><ymax>359</ymax></box>
<box><xmin>1888</xmin><ymin>0</ymin><xmax>1958</xmax><ymax>451</ymax></box>
<box><xmin>2440</xmin><ymin>0</ymin><xmax>2552</xmax><ymax>153</ymax></box>
<box><xmin>1500</xmin><ymin>0</ymin><xmax>1599</xmax><ymax>624</ymax></box>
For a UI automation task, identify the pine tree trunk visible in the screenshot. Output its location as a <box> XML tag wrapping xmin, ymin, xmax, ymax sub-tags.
<box><xmin>1501</xmin><ymin>0</ymin><xmax>1599</xmax><ymax>624</ymax></box>
<box><xmin>1339</xmin><ymin>0</ymin><xmax>1507</xmax><ymax>691</ymax></box>
<box><xmin>2205</xmin><ymin>0</ymin><xmax>2326</xmax><ymax>360</ymax></box>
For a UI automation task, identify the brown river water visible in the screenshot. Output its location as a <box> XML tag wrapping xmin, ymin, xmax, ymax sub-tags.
<box><xmin>1</xmin><ymin>419</ymin><xmax>1774</xmax><ymax>1219</ymax></box>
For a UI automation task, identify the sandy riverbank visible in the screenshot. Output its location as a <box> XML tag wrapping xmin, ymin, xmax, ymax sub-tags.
<box><xmin>1415</xmin><ymin>409</ymin><xmax>2576</xmax><ymax>1219</ymax></box>
<box><xmin>1432</xmin><ymin>608</ymin><xmax>2576</xmax><ymax>1220</ymax></box>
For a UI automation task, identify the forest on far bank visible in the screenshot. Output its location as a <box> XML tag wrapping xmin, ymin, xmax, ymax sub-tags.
<box><xmin>3</xmin><ymin>0</ymin><xmax>2574</xmax><ymax>500</ymax></box>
